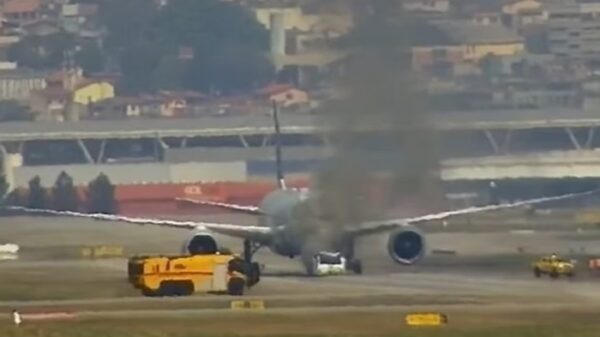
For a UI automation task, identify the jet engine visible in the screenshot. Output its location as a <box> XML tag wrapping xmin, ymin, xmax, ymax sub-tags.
<box><xmin>387</xmin><ymin>226</ymin><xmax>426</xmax><ymax>265</ymax></box>
<box><xmin>182</xmin><ymin>233</ymin><xmax>218</xmax><ymax>255</ymax></box>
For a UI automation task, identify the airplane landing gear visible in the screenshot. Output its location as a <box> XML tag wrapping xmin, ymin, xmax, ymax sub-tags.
<box><xmin>346</xmin><ymin>258</ymin><xmax>363</xmax><ymax>275</ymax></box>
<box><xmin>243</xmin><ymin>239</ymin><xmax>263</xmax><ymax>262</ymax></box>
<box><xmin>340</xmin><ymin>237</ymin><xmax>362</xmax><ymax>275</ymax></box>
<box><xmin>241</xmin><ymin>239</ymin><xmax>262</xmax><ymax>287</ymax></box>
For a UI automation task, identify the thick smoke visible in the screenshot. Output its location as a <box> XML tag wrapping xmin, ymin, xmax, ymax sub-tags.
<box><xmin>309</xmin><ymin>0</ymin><xmax>441</xmax><ymax>241</ymax></box>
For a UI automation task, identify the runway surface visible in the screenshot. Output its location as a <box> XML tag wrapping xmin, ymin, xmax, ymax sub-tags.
<box><xmin>2</xmin><ymin>214</ymin><xmax>600</xmax><ymax>311</ymax></box>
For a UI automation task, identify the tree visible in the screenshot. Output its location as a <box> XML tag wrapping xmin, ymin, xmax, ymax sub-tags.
<box><xmin>52</xmin><ymin>171</ymin><xmax>79</xmax><ymax>211</ymax></box>
<box><xmin>118</xmin><ymin>42</ymin><xmax>163</xmax><ymax>93</ymax></box>
<box><xmin>152</xmin><ymin>54</ymin><xmax>187</xmax><ymax>91</ymax></box>
<box><xmin>75</xmin><ymin>43</ymin><xmax>105</xmax><ymax>74</ymax></box>
<box><xmin>0</xmin><ymin>100</ymin><xmax>32</xmax><ymax>121</ymax></box>
<box><xmin>87</xmin><ymin>173</ymin><xmax>116</xmax><ymax>214</ymax></box>
<box><xmin>27</xmin><ymin>176</ymin><xmax>47</xmax><ymax>209</ymax></box>
<box><xmin>96</xmin><ymin>0</ymin><xmax>157</xmax><ymax>53</ymax></box>
<box><xmin>0</xmin><ymin>175</ymin><xmax>8</xmax><ymax>204</ymax></box>
<box><xmin>153</xmin><ymin>0</ymin><xmax>268</xmax><ymax>50</ymax></box>
<box><xmin>111</xmin><ymin>0</ymin><xmax>272</xmax><ymax>93</ymax></box>
<box><xmin>8</xmin><ymin>33</ymin><xmax>107</xmax><ymax>73</ymax></box>
<box><xmin>7</xmin><ymin>33</ymin><xmax>78</xmax><ymax>70</ymax></box>
<box><xmin>185</xmin><ymin>44</ymin><xmax>273</xmax><ymax>93</ymax></box>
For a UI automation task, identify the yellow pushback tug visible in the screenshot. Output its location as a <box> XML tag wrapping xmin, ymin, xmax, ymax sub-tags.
<box><xmin>127</xmin><ymin>235</ymin><xmax>260</xmax><ymax>296</ymax></box>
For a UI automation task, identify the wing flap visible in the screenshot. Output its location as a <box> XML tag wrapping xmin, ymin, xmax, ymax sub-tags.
<box><xmin>350</xmin><ymin>189</ymin><xmax>600</xmax><ymax>237</ymax></box>
<box><xmin>176</xmin><ymin>198</ymin><xmax>263</xmax><ymax>215</ymax></box>
<box><xmin>5</xmin><ymin>206</ymin><xmax>272</xmax><ymax>241</ymax></box>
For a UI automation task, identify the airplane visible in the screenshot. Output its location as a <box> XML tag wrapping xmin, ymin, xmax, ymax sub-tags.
<box><xmin>7</xmin><ymin>103</ymin><xmax>598</xmax><ymax>276</ymax></box>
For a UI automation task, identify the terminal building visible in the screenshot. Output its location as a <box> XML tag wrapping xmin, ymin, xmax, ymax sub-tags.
<box><xmin>3</xmin><ymin>109</ymin><xmax>600</xmax><ymax>211</ymax></box>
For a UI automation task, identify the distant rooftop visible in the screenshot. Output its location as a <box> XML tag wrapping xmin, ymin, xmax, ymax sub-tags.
<box><xmin>3</xmin><ymin>0</ymin><xmax>40</xmax><ymax>13</ymax></box>
<box><xmin>434</xmin><ymin>21</ymin><xmax>523</xmax><ymax>44</ymax></box>
<box><xmin>0</xmin><ymin>68</ymin><xmax>47</xmax><ymax>79</ymax></box>
<box><xmin>272</xmin><ymin>50</ymin><xmax>347</xmax><ymax>68</ymax></box>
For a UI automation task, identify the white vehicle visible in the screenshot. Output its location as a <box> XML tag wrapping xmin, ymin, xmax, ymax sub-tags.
<box><xmin>0</xmin><ymin>243</ymin><xmax>19</xmax><ymax>261</ymax></box>
<box><xmin>0</xmin><ymin>243</ymin><xmax>19</xmax><ymax>254</ymax></box>
<box><xmin>312</xmin><ymin>252</ymin><xmax>347</xmax><ymax>276</ymax></box>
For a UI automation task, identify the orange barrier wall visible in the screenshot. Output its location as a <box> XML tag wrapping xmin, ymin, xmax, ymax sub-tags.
<box><xmin>115</xmin><ymin>178</ymin><xmax>311</xmax><ymax>215</ymax></box>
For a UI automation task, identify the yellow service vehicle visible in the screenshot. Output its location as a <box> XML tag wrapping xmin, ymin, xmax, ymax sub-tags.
<box><xmin>128</xmin><ymin>253</ymin><xmax>260</xmax><ymax>296</ymax></box>
<box><xmin>532</xmin><ymin>255</ymin><xmax>576</xmax><ymax>279</ymax></box>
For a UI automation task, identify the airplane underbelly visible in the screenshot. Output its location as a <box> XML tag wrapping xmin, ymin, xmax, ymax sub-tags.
<box><xmin>269</xmin><ymin>232</ymin><xmax>302</xmax><ymax>257</ymax></box>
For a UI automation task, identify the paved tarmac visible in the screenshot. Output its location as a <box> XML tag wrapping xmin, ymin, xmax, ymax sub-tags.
<box><xmin>2</xmin><ymin>215</ymin><xmax>600</xmax><ymax>310</ymax></box>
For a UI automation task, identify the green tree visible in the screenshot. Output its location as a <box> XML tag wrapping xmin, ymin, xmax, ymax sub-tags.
<box><xmin>7</xmin><ymin>33</ymin><xmax>77</xmax><ymax>70</ymax></box>
<box><xmin>0</xmin><ymin>175</ymin><xmax>8</xmax><ymax>205</ymax></box>
<box><xmin>111</xmin><ymin>0</ymin><xmax>271</xmax><ymax>93</ymax></box>
<box><xmin>118</xmin><ymin>42</ymin><xmax>163</xmax><ymax>93</ymax></box>
<box><xmin>96</xmin><ymin>0</ymin><xmax>157</xmax><ymax>53</ymax></box>
<box><xmin>87</xmin><ymin>173</ymin><xmax>116</xmax><ymax>214</ymax></box>
<box><xmin>8</xmin><ymin>33</ymin><xmax>106</xmax><ymax>73</ymax></box>
<box><xmin>152</xmin><ymin>54</ymin><xmax>187</xmax><ymax>90</ymax></box>
<box><xmin>52</xmin><ymin>171</ymin><xmax>79</xmax><ymax>211</ymax></box>
<box><xmin>27</xmin><ymin>176</ymin><xmax>47</xmax><ymax>209</ymax></box>
<box><xmin>0</xmin><ymin>100</ymin><xmax>32</xmax><ymax>121</ymax></box>
<box><xmin>153</xmin><ymin>0</ymin><xmax>268</xmax><ymax>50</ymax></box>
<box><xmin>75</xmin><ymin>43</ymin><xmax>105</xmax><ymax>74</ymax></box>
<box><xmin>185</xmin><ymin>44</ymin><xmax>273</xmax><ymax>93</ymax></box>
<box><xmin>4</xmin><ymin>190</ymin><xmax>22</xmax><ymax>207</ymax></box>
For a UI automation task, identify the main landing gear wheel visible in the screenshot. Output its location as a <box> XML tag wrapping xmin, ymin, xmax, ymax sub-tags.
<box><xmin>227</xmin><ymin>277</ymin><xmax>245</xmax><ymax>296</ymax></box>
<box><xmin>347</xmin><ymin>259</ymin><xmax>363</xmax><ymax>275</ymax></box>
<box><xmin>242</xmin><ymin>239</ymin><xmax>262</xmax><ymax>286</ymax></box>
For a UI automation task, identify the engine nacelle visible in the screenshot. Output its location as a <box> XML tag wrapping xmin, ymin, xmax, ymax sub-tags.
<box><xmin>182</xmin><ymin>233</ymin><xmax>218</xmax><ymax>255</ymax></box>
<box><xmin>387</xmin><ymin>226</ymin><xmax>426</xmax><ymax>265</ymax></box>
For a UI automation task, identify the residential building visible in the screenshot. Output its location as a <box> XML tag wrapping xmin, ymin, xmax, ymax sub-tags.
<box><xmin>29</xmin><ymin>87</ymin><xmax>69</xmax><ymax>121</ymax></box>
<box><xmin>403</xmin><ymin>0</ymin><xmax>450</xmax><ymax>15</ymax></box>
<box><xmin>272</xmin><ymin>49</ymin><xmax>346</xmax><ymax>87</ymax></box>
<box><xmin>2</xmin><ymin>0</ymin><xmax>41</xmax><ymax>25</ymax></box>
<box><xmin>29</xmin><ymin>68</ymin><xmax>113</xmax><ymax>121</ymax></box>
<box><xmin>579</xmin><ymin>0</ymin><xmax>600</xmax><ymax>15</ymax></box>
<box><xmin>471</xmin><ymin>12</ymin><xmax>504</xmax><ymax>26</ymax></box>
<box><xmin>61</xmin><ymin>3</ymin><xmax>98</xmax><ymax>33</ymax></box>
<box><xmin>435</xmin><ymin>21</ymin><xmax>525</xmax><ymax>62</ymax></box>
<box><xmin>72</xmin><ymin>80</ymin><xmax>114</xmax><ymax>105</ymax></box>
<box><xmin>90</xmin><ymin>96</ymin><xmax>159</xmax><ymax>119</ymax></box>
<box><xmin>502</xmin><ymin>0</ymin><xmax>543</xmax><ymax>15</ymax></box>
<box><xmin>45</xmin><ymin>68</ymin><xmax>83</xmax><ymax>90</ymax></box>
<box><xmin>411</xmin><ymin>46</ymin><xmax>464</xmax><ymax>71</ymax></box>
<box><xmin>253</xmin><ymin>4</ymin><xmax>352</xmax><ymax>37</ymax></box>
<box><xmin>545</xmin><ymin>1</ymin><xmax>600</xmax><ymax>59</ymax></box>
<box><xmin>502</xmin><ymin>0</ymin><xmax>548</xmax><ymax>27</ymax></box>
<box><xmin>21</xmin><ymin>18</ymin><xmax>61</xmax><ymax>36</ymax></box>
<box><xmin>494</xmin><ymin>80</ymin><xmax>580</xmax><ymax>108</ymax></box>
<box><xmin>0</xmin><ymin>68</ymin><xmax>46</xmax><ymax>101</ymax></box>
<box><xmin>91</xmin><ymin>91</ymin><xmax>203</xmax><ymax>119</ymax></box>
<box><xmin>410</xmin><ymin>21</ymin><xmax>524</xmax><ymax>75</ymax></box>
<box><xmin>0</xmin><ymin>35</ymin><xmax>20</xmax><ymax>52</ymax></box>
<box><xmin>515</xmin><ymin>8</ymin><xmax>548</xmax><ymax>26</ymax></box>
<box><xmin>257</xmin><ymin>83</ymin><xmax>309</xmax><ymax>107</ymax></box>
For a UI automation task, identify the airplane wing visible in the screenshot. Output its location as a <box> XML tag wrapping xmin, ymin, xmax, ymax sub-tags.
<box><xmin>5</xmin><ymin>188</ymin><xmax>597</xmax><ymax>243</ymax></box>
<box><xmin>5</xmin><ymin>206</ymin><xmax>273</xmax><ymax>242</ymax></box>
<box><xmin>175</xmin><ymin>198</ymin><xmax>263</xmax><ymax>215</ymax></box>
<box><xmin>348</xmin><ymin>189</ymin><xmax>600</xmax><ymax>237</ymax></box>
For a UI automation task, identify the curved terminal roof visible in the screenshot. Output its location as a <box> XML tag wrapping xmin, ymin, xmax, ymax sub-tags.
<box><xmin>0</xmin><ymin>109</ymin><xmax>598</xmax><ymax>141</ymax></box>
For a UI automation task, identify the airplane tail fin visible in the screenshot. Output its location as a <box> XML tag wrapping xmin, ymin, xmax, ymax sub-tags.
<box><xmin>272</xmin><ymin>100</ymin><xmax>286</xmax><ymax>190</ymax></box>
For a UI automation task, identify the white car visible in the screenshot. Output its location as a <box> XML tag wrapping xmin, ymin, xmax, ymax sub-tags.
<box><xmin>0</xmin><ymin>243</ymin><xmax>19</xmax><ymax>261</ymax></box>
<box><xmin>312</xmin><ymin>252</ymin><xmax>347</xmax><ymax>276</ymax></box>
